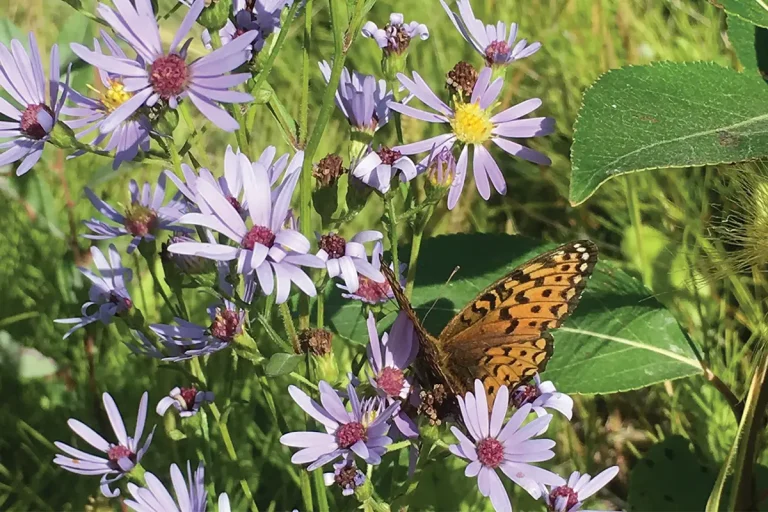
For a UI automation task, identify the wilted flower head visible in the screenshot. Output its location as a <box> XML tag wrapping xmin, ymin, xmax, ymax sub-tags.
<box><xmin>324</xmin><ymin>457</ymin><xmax>366</xmax><ymax>496</ymax></box>
<box><xmin>156</xmin><ymin>386</ymin><xmax>215</xmax><ymax>418</ymax></box>
<box><xmin>83</xmin><ymin>174</ymin><xmax>187</xmax><ymax>253</ymax></box>
<box><xmin>55</xmin><ymin>245</ymin><xmax>133</xmax><ymax>339</ymax></box>
<box><xmin>298</xmin><ymin>328</ymin><xmax>334</xmax><ymax>356</ymax></box>
<box><xmin>71</xmin><ymin>0</ymin><xmax>256</xmax><ymax>131</ymax></box>
<box><xmin>280</xmin><ymin>381</ymin><xmax>399</xmax><ymax>469</ymax></box>
<box><xmin>352</xmin><ymin>145</ymin><xmax>418</xmax><ymax>194</ymax></box>
<box><xmin>512</xmin><ymin>374</ymin><xmax>573</xmax><ymax>421</ymax></box>
<box><xmin>317</xmin><ymin>230</ymin><xmax>384</xmax><ymax>293</ymax></box>
<box><xmin>319</xmin><ymin>61</ymin><xmax>393</xmax><ymax>133</ymax></box>
<box><xmin>54</xmin><ymin>392</ymin><xmax>155</xmax><ymax>497</ymax></box>
<box><xmin>446</xmin><ymin>60</ymin><xmax>479</xmax><ymax>98</ymax></box>
<box><xmin>203</xmin><ymin>0</ymin><xmax>295</xmax><ymax>57</ymax></box>
<box><xmin>0</xmin><ymin>32</ymin><xmax>68</xmax><ymax>175</ymax></box>
<box><xmin>124</xmin><ymin>461</ymin><xmax>231</xmax><ymax>512</ymax></box>
<box><xmin>361</xmin><ymin>13</ymin><xmax>429</xmax><ymax>56</ymax></box>
<box><xmin>339</xmin><ymin>241</ymin><xmax>405</xmax><ymax>304</ymax></box>
<box><xmin>390</xmin><ymin>67</ymin><xmax>555</xmax><ymax>209</ymax></box>
<box><xmin>63</xmin><ymin>31</ymin><xmax>151</xmax><ymax>169</ymax></box>
<box><xmin>449</xmin><ymin>380</ymin><xmax>565</xmax><ymax>512</ymax></box>
<box><xmin>168</xmin><ymin>150</ymin><xmax>323</xmax><ymax>304</ymax></box>
<box><xmin>542</xmin><ymin>467</ymin><xmax>619</xmax><ymax>512</ymax></box>
<box><xmin>440</xmin><ymin>0</ymin><xmax>541</xmax><ymax>67</ymax></box>
<box><xmin>313</xmin><ymin>153</ymin><xmax>346</xmax><ymax>187</ymax></box>
<box><xmin>150</xmin><ymin>300</ymin><xmax>245</xmax><ymax>361</ymax></box>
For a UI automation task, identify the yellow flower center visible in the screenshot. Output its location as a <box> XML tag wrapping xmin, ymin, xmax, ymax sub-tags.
<box><xmin>450</xmin><ymin>101</ymin><xmax>494</xmax><ymax>145</ymax></box>
<box><xmin>96</xmin><ymin>81</ymin><xmax>132</xmax><ymax>112</ymax></box>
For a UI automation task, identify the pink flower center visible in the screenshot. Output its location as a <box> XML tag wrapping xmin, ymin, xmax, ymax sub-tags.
<box><xmin>179</xmin><ymin>387</ymin><xmax>198</xmax><ymax>410</ymax></box>
<box><xmin>124</xmin><ymin>203</ymin><xmax>158</xmax><ymax>237</ymax></box>
<box><xmin>335</xmin><ymin>421</ymin><xmax>367</xmax><ymax>449</ymax></box>
<box><xmin>511</xmin><ymin>384</ymin><xmax>540</xmax><ymax>408</ymax></box>
<box><xmin>319</xmin><ymin>233</ymin><xmax>347</xmax><ymax>259</ymax></box>
<box><xmin>107</xmin><ymin>445</ymin><xmax>135</xmax><ymax>462</ymax></box>
<box><xmin>242</xmin><ymin>225</ymin><xmax>276</xmax><ymax>250</ymax></box>
<box><xmin>227</xmin><ymin>195</ymin><xmax>243</xmax><ymax>214</ymax></box>
<box><xmin>109</xmin><ymin>292</ymin><xmax>132</xmax><ymax>312</ymax></box>
<box><xmin>150</xmin><ymin>54</ymin><xmax>189</xmax><ymax>100</ymax></box>
<box><xmin>355</xmin><ymin>275</ymin><xmax>392</xmax><ymax>303</ymax></box>
<box><xmin>485</xmin><ymin>40</ymin><xmax>511</xmax><ymax>65</ymax></box>
<box><xmin>20</xmin><ymin>103</ymin><xmax>54</xmax><ymax>139</ymax></box>
<box><xmin>549</xmin><ymin>485</ymin><xmax>579</xmax><ymax>511</ymax></box>
<box><xmin>376</xmin><ymin>367</ymin><xmax>405</xmax><ymax>397</ymax></box>
<box><xmin>476</xmin><ymin>437</ymin><xmax>504</xmax><ymax>468</ymax></box>
<box><xmin>376</xmin><ymin>146</ymin><xmax>402</xmax><ymax>166</ymax></box>
<box><xmin>210</xmin><ymin>309</ymin><xmax>241</xmax><ymax>342</ymax></box>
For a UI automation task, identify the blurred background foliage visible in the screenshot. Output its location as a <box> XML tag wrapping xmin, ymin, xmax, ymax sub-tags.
<box><xmin>1</xmin><ymin>0</ymin><xmax>766</xmax><ymax>510</ymax></box>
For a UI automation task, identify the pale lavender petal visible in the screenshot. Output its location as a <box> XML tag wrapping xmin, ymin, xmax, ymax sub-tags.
<box><xmin>492</xmin><ymin>137</ymin><xmax>551</xmax><ymax>166</ymax></box>
<box><xmin>447</xmin><ymin>145</ymin><xmax>469</xmax><ymax>210</ymax></box>
<box><xmin>489</xmin><ymin>98</ymin><xmax>543</xmax><ymax>124</ymax></box>
<box><xmin>489</xmin><ymin>384</ymin><xmax>509</xmax><ymax>437</ymax></box>
<box><xmin>288</xmin><ymin>385</ymin><xmax>338</xmax><ymax>429</ymax></box>
<box><xmin>577</xmin><ymin>466</ymin><xmax>619</xmax><ymax>500</ymax></box>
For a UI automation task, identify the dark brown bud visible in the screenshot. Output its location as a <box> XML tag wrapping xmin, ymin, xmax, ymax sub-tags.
<box><xmin>298</xmin><ymin>328</ymin><xmax>333</xmax><ymax>356</ymax></box>
<box><xmin>417</xmin><ymin>384</ymin><xmax>451</xmax><ymax>426</ymax></box>
<box><xmin>313</xmin><ymin>154</ymin><xmax>346</xmax><ymax>187</ymax></box>
<box><xmin>446</xmin><ymin>61</ymin><xmax>478</xmax><ymax>98</ymax></box>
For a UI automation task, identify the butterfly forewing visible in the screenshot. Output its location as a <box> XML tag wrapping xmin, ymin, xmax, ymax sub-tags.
<box><xmin>381</xmin><ymin>240</ymin><xmax>598</xmax><ymax>409</ymax></box>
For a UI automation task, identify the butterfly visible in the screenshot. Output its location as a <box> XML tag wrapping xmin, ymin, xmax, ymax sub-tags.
<box><xmin>381</xmin><ymin>240</ymin><xmax>598</xmax><ymax>410</ymax></box>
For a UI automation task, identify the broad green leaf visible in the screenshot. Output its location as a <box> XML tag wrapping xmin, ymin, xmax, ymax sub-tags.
<box><xmin>727</xmin><ymin>14</ymin><xmax>768</xmax><ymax>73</ymax></box>
<box><xmin>570</xmin><ymin>62</ymin><xmax>768</xmax><ymax>205</ymax></box>
<box><xmin>721</xmin><ymin>0</ymin><xmax>768</xmax><ymax>29</ymax></box>
<box><xmin>326</xmin><ymin>234</ymin><xmax>701</xmax><ymax>394</ymax></box>
<box><xmin>266</xmin><ymin>353</ymin><xmax>302</xmax><ymax>376</ymax></box>
<box><xmin>629</xmin><ymin>436</ymin><xmax>717</xmax><ymax>511</ymax></box>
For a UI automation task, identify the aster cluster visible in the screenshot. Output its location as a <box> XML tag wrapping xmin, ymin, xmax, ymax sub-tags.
<box><xmin>0</xmin><ymin>0</ymin><xmax>623</xmax><ymax>509</ymax></box>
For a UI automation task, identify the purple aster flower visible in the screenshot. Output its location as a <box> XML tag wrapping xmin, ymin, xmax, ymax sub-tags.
<box><xmin>352</xmin><ymin>145</ymin><xmax>418</xmax><ymax>194</ymax></box>
<box><xmin>168</xmin><ymin>151</ymin><xmax>323</xmax><ymax>304</ymax></box>
<box><xmin>124</xmin><ymin>461</ymin><xmax>231</xmax><ymax>512</ymax></box>
<box><xmin>323</xmin><ymin>456</ymin><xmax>366</xmax><ymax>496</ymax></box>
<box><xmin>390</xmin><ymin>67</ymin><xmax>554</xmax><ymax>209</ymax></box>
<box><xmin>55</xmin><ymin>244</ymin><xmax>133</xmax><ymax>339</ymax></box>
<box><xmin>63</xmin><ymin>31</ymin><xmax>151</xmax><ymax>169</ymax></box>
<box><xmin>449</xmin><ymin>380</ymin><xmax>565</xmax><ymax>512</ymax></box>
<box><xmin>54</xmin><ymin>391</ymin><xmax>155</xmax><ymax>497</ymax></box>
<box><xmin>83</xmin><ymin>174</ymin><xmax>187</xmax><ymax>253</ymax></box>
<box><xmin>542</xmin><ymin>467</ymin><xmax>619</xmax><ymax>512</ymax></box>
<box><xmin>203</xmin><ymin>0</ymin><xmax>295</xmax><ymax>57</ymax></box>
<box><xmin>362</xmin><ymin>13</ymin><xmax>429</xmax><ymax>55</ymax></box>
<box><xmin>71</xmin><ymin>0</ymin><xmax>256</xmax><ymax>132</ymax></box>
<box><xmin>512</xmin><ymin>374</ymin><xmax>573</xmax><ymax>421</ymax></box>
<box><xmin>440</xmin><ymin>0</ymin><xmax>541</xmax><ymax>67</ymax></box>
<box><xmin>0</xmin><ymin>33</ymin><xmax>68</xmax><ymax>176</ymax></box>
<box><xmin>150</xmin><ymin>300</ymin><xmax>244</xmax><ymax>361</ymax></box>
<box><xmin>280</xmin><ymin>381</ymin><xmax>399</xmax><ymax>470</ymax></box>
<box><xmin>316</xmin><ymin>230</ymin><xmax>384</xmax><ymax>293</ymax></box>
<box><xmin>319</xmin><ymin>61</ymin><xmax>392</xmax><ymax>133</ymax></box>
<box><xmin>156</xmin><ymin>386</ymin><xmax>215</xmax><ymax>418</ymax></box>
<box><xmin>366</xmin><ymin>311</ymin><xmax>419</xmax><ymax>438</ymax></box>
<box><xmin>339</xmin><ymin>241</ymin><xmax>405</xmax><ymax>304</ymax></box>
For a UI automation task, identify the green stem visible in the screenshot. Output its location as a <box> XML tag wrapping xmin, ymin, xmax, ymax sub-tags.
<box><xmin>313</xmin><ymin>468</ymin><xmax>329</xmax><ymax>512</ymax></box>
<box><xmin>385</xmin><ymin>193</ymin><xmax>400</xmax><ymax>277</ymax></box>
<box><xmin>316</xmin><ymin>289</ymin><xmax>324</xmax><ymax>328</ymax></box>
<box><xmin>300</xmin><ymin>0</ymin><xmax>313</xmax><ymax>147</ymax></box>
<box><xmin>389</xmin><ymin>81</ymin><xmax>404</xmax><ymax>144</ymax></box>
<box><xmin>189</xmin><ymin>358</ymin><xmax>259</xmax><ymax>512</ymax></box>
<box><xmin>279</xmin><ymin>302</ymin><xmax>300</xmax><ymax>352</ymax></box>
<box><xmin>404</xmin><ymin>212</ymin><xmax>428</xmax><ymax>299</ymax></box>
<box><xmin>299</xmin><ymin>470</ymin><xmax>314</xmax><ymax>512</ymax></box>
<box><xmin>140</xmin><ymin>243</ymin><xmax>179</xmax><ymax>317</ymax></box>
<box><xmin>166</xmin><ymin>136</ymin><xmax>184</xmax><ymax>176</ymax></box>
<box><xmin>178</xmin><ymin>101</ymin><xmax>211</xmax><ymax>169</ymax></box>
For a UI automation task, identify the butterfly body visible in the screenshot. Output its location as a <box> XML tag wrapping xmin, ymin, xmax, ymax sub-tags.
<box><xmin>382</xmin><ymin>240</ymin><xmax>598</xmax><ymax>408</ymax></box>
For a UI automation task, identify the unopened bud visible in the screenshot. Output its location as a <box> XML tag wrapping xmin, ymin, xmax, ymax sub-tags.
<box><xmin>198</xmin><ymin>0</ymin><xmax>230</xmax><ymax>31</ymax></box>
<box><xmin>446</xmin><ymin>61</ymin><xmax>478</xmax><ymax>99</ymax></box>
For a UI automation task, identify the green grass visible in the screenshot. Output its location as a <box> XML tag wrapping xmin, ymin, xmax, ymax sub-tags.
<box><xmin>1</xmin><ymin>0</ymin><xmax>766</xmax><ymax>510</ymax></box>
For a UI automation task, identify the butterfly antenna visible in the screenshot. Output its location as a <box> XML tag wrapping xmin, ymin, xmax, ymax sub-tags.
<box><xmin>423</xmin><ymin>266</ymin><xmax>461</xmax><ymax>322</ymax></box>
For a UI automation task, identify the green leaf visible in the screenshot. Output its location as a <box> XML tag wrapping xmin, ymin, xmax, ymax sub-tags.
<box><xmin>629</xmin><ymin>436</ymin><xmax>717</xmax><ymax>511</ymax></box>
<box><xmin>57</xmin><ymin>12</ymin><xmax>93</xmax><ymax>69</ymax></box>
<box><xmin>0</xmin><ymin>331</ymin><xmax>58</xmax><ymax>379</ymax></box>
<box><xmin>265</xmin><ymin>353</ymin><xmax>302</xmax><ymax>376</ymax></box>
<box><xmin>721</xmin><ymin>0</ymin><xmax>768</xmax><ymax>29</ymax></box>
<box><xmin>326</xmin><ymin>234</ymin><xmax>701</xmax><ymax>394</ymax></box>
<box><xmin>0</xmin><ymin>18</ymin><xmax>24</xmax><ymax>47</ymax></box>
<box><xmin>728</xmin><ymin>14</ymin><xmax>768</xmax><ymax>73</ymax></box>
<box><xmin>570</xmin><ymin>62</ymin><xmax>768</xmax><ymax>205</ymax></box>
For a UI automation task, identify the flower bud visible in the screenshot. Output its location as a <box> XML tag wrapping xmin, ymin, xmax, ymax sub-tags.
<box><xmin>197</xmin><ymin>0</ymin><xmax>230</xmax><ymax>31</ymax></box>
<box><xmin>48</xmin><ymin>120</ymin><xmax>80</xmax><ymax>149</ymax></box>
<box><xmin>425</xmin><ymin>146</ymin><xmax>456</xmax><ymax>202</ymax></box>
<box><xmin>446</xmin><ymin>61</ymin><xmax>478</xmax><ymax>101</ymax></box>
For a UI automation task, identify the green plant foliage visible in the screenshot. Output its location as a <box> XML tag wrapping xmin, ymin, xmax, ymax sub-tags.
<box><xmin>721</xmin><ymin>0</ymin><xmax>768</xmax><ymax>28</ymax></box>
<box><xmin>727</xmin><ymin>14</ymin><xmax>768</xmax><ymax>74</ymax></box>
<box><xmin>570</xmin><ymin>62</ymin><xmax>768</xmax><ymax>205</ymax></box>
